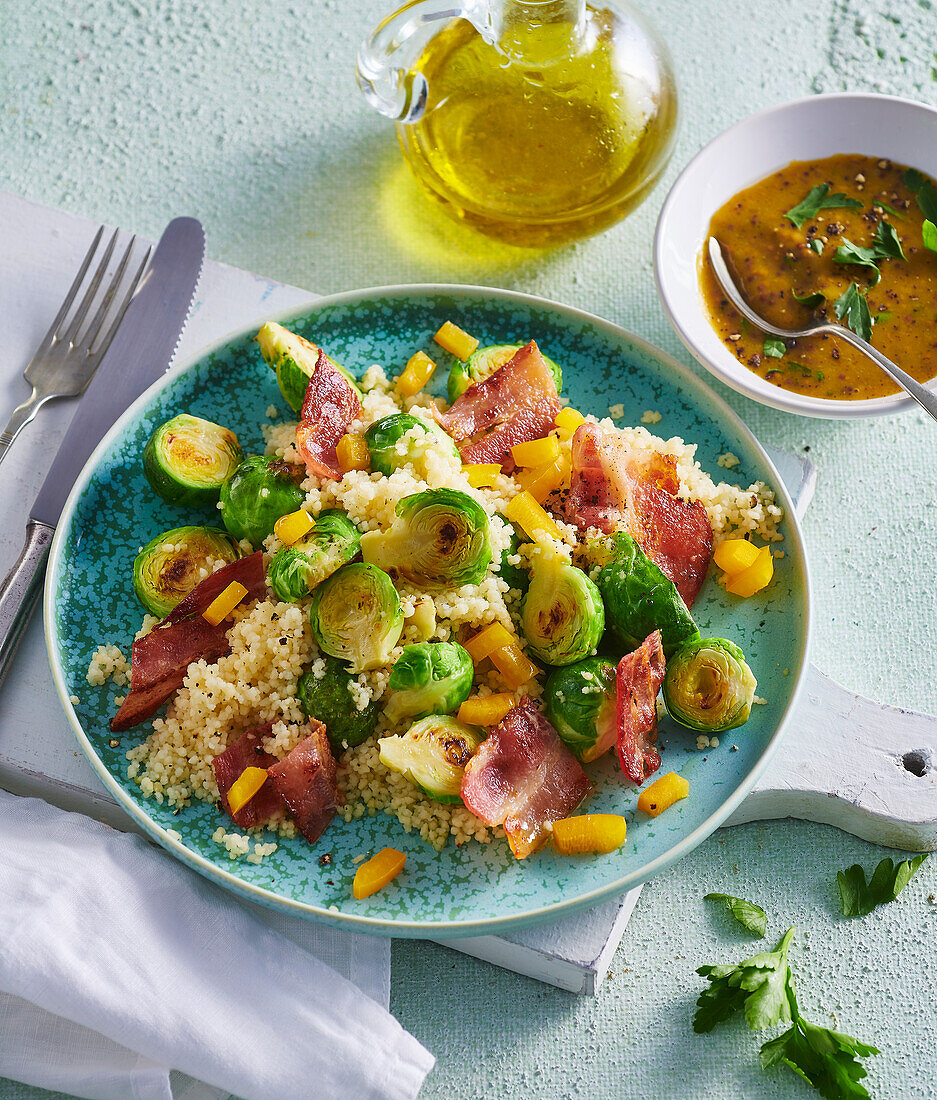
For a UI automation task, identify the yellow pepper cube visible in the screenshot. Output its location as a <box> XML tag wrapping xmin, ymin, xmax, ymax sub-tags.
<box><xmin>395</xmin><ymin>351</ymin><xmax>437</xmax><ymax>398</ymax></box>
<box><xmin>552</xmin><ymin>814</ymin><xmax>627</xmax><ymax>855</ymax></box>
<box><xmin>725</xmin><ymin>545</ymin><xmax>774</xmax><ymax>597</ymax></box>
<box><xmin>637</xmin><ymin>772</ymin><xmax>690</xmax><ymax>818</ymax></box>
<box><xmin>489</xmin><ymin>643</ymin><xmax>538</xmax><ymax>690</ymax></box>
<box><xmin>554</xmin><ymin>407</ymin><xmax>585</xmax><ymax>433</ymax></box>
<box><xmin>274</xmin><ymin>509</ymin><xmax>314</xmax><ymax>546</ymax></box>
<box><xmin>464</xmin><ymin>622</ymin><xmax>517</xmax><ymax>662</ymax></box>
<box><xmin>227</xmin><ymin>766</ymin><xmax>269</xmax><ymax>816</ymax></box>
<box><xmin>510</xmin><ymin>434</ymin><xmax>561</xmax><ymax>469</ymax></box>
<box><xmin>463</xmin><ymin>463</ymin><xmax>502</xmax><ymax>489</ymax></box>
<box><xmin>433</xmin><ymin>321</ymin><xmax>478</xmax><ymax>361</ymax></box>
<box><xmin>457</xmin><ymin>693</ymin><xmax>516</xmax><ymax>727</ymax></box>
<box><xmin>353</xmin><ymin>847</ymin><xmax>406</xmax><ymax>900</ymax></box>
<box><xmin>202</xmin><ymin>581</ymin><xmax>248</xmax><ymax>627</ymax></box>
<box><xmin>515</xmin><ymin>460</ymin><xmax>565</xmax><ymax>504</ymax></box>
<box><xmin>504</xmin><ymin>490</ymin><xmax>564</xmax><ymax>542</ymax></box>
<box><xmin>336</xmin><ymin>433</ymin><xmax>371</xmax><ymax>473</ymax></box>
<box><xmin>713</xmin><ymin>538</ymin><xmax>760</xmax><ymax>576</ymax></box>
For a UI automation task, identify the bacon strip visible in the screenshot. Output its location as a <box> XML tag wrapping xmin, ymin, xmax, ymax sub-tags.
<box><xmin>296</xmin><ymin>349</ymin><xmax>361</xmax><ymax>480</ymax></box>
<box><xmin>460</xmin><ymin>697</ymin><xmax>591</xmax><ymax>859</ymax></box>
<box><xmin>212</xmin><ymin>722</ymin><xmax>283</xmax><ymax>829</ymax></box>
<box><xmin>436</xmin><ymin>341</ymin><xmax>561</xmax><ymax>470</ymax></box>
<box><xmin>616</xmin><ymin>630</ymin><xmax>666</xmax><ymax>786</ymax></box>
<box><xmin>110</xmin><ymin>553</ymin><xmax>266</xmax><ymax>732</ymax></box>
<box><xmin>565</xmin><ymin>424</ymin><xmax>713</xmax><ymax>607</ymax></box>
<box><xmin>268</xmin><ymin>721</ymin><xmax>339</xmax><ymax>845</ymax></box>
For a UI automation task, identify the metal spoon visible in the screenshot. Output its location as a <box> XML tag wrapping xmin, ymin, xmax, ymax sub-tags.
<box><xmin>707</xmin><ymin>236</ymin><xmax>937</xmax><ymax>422</ymax></box>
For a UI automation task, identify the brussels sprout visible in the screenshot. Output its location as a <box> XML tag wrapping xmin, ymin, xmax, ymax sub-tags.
<box><xmin>663</xmin><ymin>637</ymin><xmax>757</xmax><ymax>732</ymax></box>
<box><xmin>497</xmin><ymin>521</ymin><xmax>530</xmax><ymax>595</ymax></box>
<box><xmin>132</xmin><ymin>525</ymin><xmax>242</xmax><ymax>618</ymax></box>
<box><xmin>365</xmin><ymin>413</ymin><xmax>460</xmax><ymax>476</ymax></box>
<box><xmin>360</xmin><ymin>489</ymin><xmax>492</xmax><ymax>590</ymax></box>
<box><xmin>384</xmin><ymin>642</ymin><xmax>474</xmax><ymax>724</ymax></box>
<box><xmin>378</xmin><ymin>715</ymin><xmax>483</xmax><ymax>803</ymax></box>
<box><xmin>219</xmin><ymin>455</ymin><xmax>305</xmax><ymax>547</ymax></box>
<box><xmin>542</xmin><ymin>657</ymin><xmax>617</xmax><ymax>763</ymax></box>
<box><xmin>143</xmin><ymin>413</ymin><xmax>242</xmax><ymax>507</ymax></box>
<box><xmin>447</xmin><ymin>344</ymin><xmax>563</xmax><ymax>404</ymax></box>
<box><xmin>297</xmin><ymin>654</ymin><xmax>379</xmax><ymax>751</ymax></box>
<box><xmin>520</xmin><ymin>556</ymin><xmax>604</xmax><ymax>666</ymax></box>
<box><xmin>595</xmin><ymin>533</ymin><xmax>700</xmax><ymax>658</ymax></box>
<box><xmin>309</xmin><ymin>562</ymin><xmax>403</xmax><ymax>672</ymax></box>
<box><xmin>269</xmin><ymin>509</ymin><xmax>360</xmax><ymax>602</ymax></box>
<box><xmin>255</xmin><ymin>321</ymin><xmax>360</xmax><ymax>413</ymax></box>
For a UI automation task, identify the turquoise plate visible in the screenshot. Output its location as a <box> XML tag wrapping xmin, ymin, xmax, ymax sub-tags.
<box><xmin>45</xmin><ymin>286</ymin><xmax>811</xmax><ymax>939</ymax></box>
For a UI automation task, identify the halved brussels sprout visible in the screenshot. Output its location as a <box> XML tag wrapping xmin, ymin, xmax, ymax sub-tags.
<box><xmin>384</xmin><ymin>642</ymin><xmax>474</xmax><ymax>724</ymax></box>
<box><xmin>269</xmin><ymin>510</ymin><xmax>360</xmax><ymax>602</ymax></box>
<box><xmin>364</xmin><ymin>413</ymin><xmax>460</xmax><ymax>476</ymax></box>
<box><xmin>360</xmin><ymin>489</ymin><xmax>492</xmax><ymax>590</ymax></box>
<box><xmin>542</xmin><ymin>657</ymin><xmax>617</xmax><ymax>763</ymax></box>
<box><xmin>143</xmin><ymin>413</ymin><xmax>242</xmax><ymax>507</ymax></box>
<box><xmin>297</xmin><ymin>654</ymin><xmax>379</xmax><ymax>751</ymax></box>
<box><xmin>255</xmin><ymin>321</ymin><xmax>360</xmax><ymax>413</ymax></box>
<box><xmin>663</xmin><ymin>637</ymin><xmax>757</xmax><ymax>732</ymax></box>
<box><xmin>447</xmin><ymin>344</ymin><xmax>563</xmax><ymax>404</ymax></box>
<box><xmin>378</xmin><ymin>715</ymin><xmax>483</xmax><ymax>803</ymax></box>
<box><xmin>595</xmin><ymin>533</ymin><xmax>700</xmax><ymax>658</ymax></box>
<box><xmin>520</xmin><ymin>556</ymin><xmax>604</xmax><ymax>666</ymax></box>
<box><xmin>309</xmin><ymin>562</ymin><xmax>403</xmax><ymax>672</ymax></box>
<box><xmin>497</xmin><ymin>521</ymin><xmax>530</xmax><ymax>596</ymax></box>
<box><xmin>132</xmin><ymin>525</ymin><xmax>242</xmax><ymax>618</ymax></box>
<box><xmin>219</xmin><ymin>455</ymin><xmax>305</xmax><ymax>547</ymax></box>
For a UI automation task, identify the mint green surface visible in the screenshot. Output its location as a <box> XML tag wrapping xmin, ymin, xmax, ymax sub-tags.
<box><xmin>2</xmin><ymin>1</ymin><xmax>936</xmax><ymax>1097</ymax></box>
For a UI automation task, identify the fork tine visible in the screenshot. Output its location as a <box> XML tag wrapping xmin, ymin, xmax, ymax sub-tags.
<box><xmin>85</xmin><ymin>244</ymin><xmax>153</xmax><ymax>367</ymax></box>
<box><xmin>58</xmin><ymin>228</ymin><xmax>120</xmax><ymax>347</ymax></box>
<box><xmin>76</xmin><ymin>234</ymin><xmax>138</xmax><ymax>354</ymax></box>
<box><xmin>27</xmin><ymin>226</ymin><xmax>106</xmax><ymax>363</ymax></box>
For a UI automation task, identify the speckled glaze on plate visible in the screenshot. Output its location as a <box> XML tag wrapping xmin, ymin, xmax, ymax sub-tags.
<box><xmin>45</xmin><ymin>285</ymin><xmax>811</xmax><ymax>939</ymax></box>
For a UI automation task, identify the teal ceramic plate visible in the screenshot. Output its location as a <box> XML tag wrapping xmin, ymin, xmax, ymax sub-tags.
<box><xmin>45</xmin><ymin>286</ymin><xmax>810</xmax><ymax>938</ymax></box>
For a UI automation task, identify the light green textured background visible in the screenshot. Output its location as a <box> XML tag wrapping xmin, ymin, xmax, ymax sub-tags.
<box><xmin>2</xmin><ymin>0</ymin><xmax>936</xmax><ymax>1097</ymax></box>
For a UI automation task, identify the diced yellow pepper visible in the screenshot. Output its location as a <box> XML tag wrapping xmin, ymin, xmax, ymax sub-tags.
<box><xmin>515</xmin><ymin>459</ymin><xmax>565</xmax><ymax>504</ymax></box>
<box><xmin>504</xmin><ymin>490</ymin><xmax>563</xmax><ymax>542</ymax></box>
<box><xmin>637</xmin><ymin>771</ymin><xmax>690</xmax><ymax>818</ymax></box>
<box><xmin>463</xmin><ymin>463</ymin><xmax>502</xmax><ymax>489</ymax></box>
<box><xmin>226</xmin><ymin>766</ymin><xmax>269</xmax><ymax>816</ymax></box>
<box><xmin>489</xmin><ymin>643</ymin><xmax>538</xmax><ymax>690</ymax></box>
<box><xmin>433</xmin><ymin>321</ymin><xmax>478</xmax><ymax>361</ymax></box>
<box><xmin>353</xmin><ymin>847</ymin><xmax>406</xmax><ymax>900</ymax></box>
<box><xmin>336</xmin><ymin>433</ymin><xmax>371</xmax><ymax>472</ymax></box>
<box><xmin>724</xmin><ymin>545</ymin><xmax>774</xmax><ymax>597</ymax></box>
<box><xmin>202</xmin><ymin>581</ymin><xmax>248</xmax><ymax>627</ymax></box>
<box><xmin>274</xmin><ymin>508</ymin><xmax>314</xmax><ymax>546</ymax></box>
<box><xmin>553</xmin><ymin>407</ymin><xmax>585</xmax><ymax>440</ymax></box>
<box><xmin>510</xmin><ymin>434</ymin><xmax>561</xmax><ymax>469</ymax></box>
<box><xmin>458</xmin><ymin>693</ymin><xmax>515</xmax><ymax>727</ymax></box>
<box><xmin>395</xmin><ymin>351</ymin><xmax>437</xmax><ymax>398</ymax></box>
<box><xmin>464</xmin><ymin>622</ymin><xmax>517</xmax><ymax>662</ymax></box>
<box><xmin>713</xmin><ymin>538</ymin><xmax>759</xmax><ymax>576</ymax></box>
<box><xmin>552</xmin><ymin>814</ymin><xmax>627</xmax><ymax>855</ymax></box>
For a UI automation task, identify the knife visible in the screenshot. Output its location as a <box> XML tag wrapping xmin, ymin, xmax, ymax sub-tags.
<box><xmin>0</xmin><ymin>216</ymin><xmax>206</xmax><ymax>686</ymax></box>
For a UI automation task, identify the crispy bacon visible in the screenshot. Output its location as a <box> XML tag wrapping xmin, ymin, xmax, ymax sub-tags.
<box><xmin>111</xmin><ymin>553</ymin><xmax>266</xmax><ymax>732</ymax></box>
<box><xmin>616</xmin><ymin>630</ymin><xmax>666</xmax><ymax>786</ymax></box>
<box><xmin>436</xmin><ymin>341</ymin><xmax>561</xmax><ymax>470</ymax></box>
<box><xmin>212</xmin><ymin>723</ymin><xmax>283</xmax><ymax>829</ymax></box>
<box><xmin>565</xmin><ymin>424</ymin><xmax>713</xmax><ymax>607</ymax></box>
<box><xmin>268</xmin><ymin>721</ymin><xmax>339</xmax><ymax>845</ymax></box>
<box><xmin>460</xmin><ymin>697</ymin><xmax>591</xmax><ymax>859</ymax></box>
<box><xmin>296</xmin><ymin>349</ymin><xmax>361</xmax><ymax>480</ymax></box>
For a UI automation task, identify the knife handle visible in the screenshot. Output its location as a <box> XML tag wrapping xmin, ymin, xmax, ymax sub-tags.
<box><xmin>0</xmin><ymin>520</ymin><xmax>54</xmax><ymax>689</ymax></box>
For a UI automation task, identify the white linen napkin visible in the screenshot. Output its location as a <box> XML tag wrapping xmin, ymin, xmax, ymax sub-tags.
<box><xmin>0</xmin><ymin>788</ymin><xmax>434</xmax><ymax>1100</ymax></box>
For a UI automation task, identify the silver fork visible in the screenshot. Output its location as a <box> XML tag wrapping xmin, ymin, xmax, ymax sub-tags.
<box><xmin>0</xmin><ymin>226</ymin><xmax>153</xmax><ymax>468</ymax></box>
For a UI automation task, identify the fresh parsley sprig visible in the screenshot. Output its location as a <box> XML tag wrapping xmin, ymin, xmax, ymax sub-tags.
<box><xmin>762</xmin><ymin>337</ymin><xmax>786</xmax><ymax>360</ymax></box>
<box><xmin>837</xmin><ymin>854</ymin><xmax>928</xmax><ymax>917</ymax></box>
<box><xmin>704</xmin><ymin>892</ymin><xmax>768</xmax><ymax>937</ymax></box>
<box><xmin>834</xmin><ymin>220</ymin><xmax>906</xmax><ymax>284</ymax></box>
<box><xmin>834</xmin><ymin>284</ymin><xmax>873</xmax><ymax>342</ymax></box>
<box><xmin>784</xmin><ymin>184</ymin><xmax>863</xmax><ymax>229</ymax></box>
<box><xmin>902</xmin><ymin>169</ymin><xmax>937</xmax><ymax>255</ymax></box>
<box><xmin>694</xmin><ymin>926</ymin><xmax>795</xmax><ymax>1032</ymax></box>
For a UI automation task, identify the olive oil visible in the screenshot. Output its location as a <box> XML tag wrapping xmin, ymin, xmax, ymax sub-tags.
<box><xmin>397</xmin><ymin>2</ymin><xmax>677</xmax><ymax>247</ymax></box>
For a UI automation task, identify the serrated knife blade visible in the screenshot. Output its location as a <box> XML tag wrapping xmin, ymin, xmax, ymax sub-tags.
<box><xmin>0</xmin><ymin>216</ymin><xmax>206</xmax><ymax>685</ymax></box>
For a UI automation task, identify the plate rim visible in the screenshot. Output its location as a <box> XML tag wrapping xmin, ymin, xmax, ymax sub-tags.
<box><xmin>44</xmin><ymin>282</ymin><xmax>813</xmax><ymax>938</ymax></box>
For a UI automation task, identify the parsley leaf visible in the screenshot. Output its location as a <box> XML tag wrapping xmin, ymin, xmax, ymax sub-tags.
<box><xmin>760</xmin><ymin>1015</ymin><xmax>879</xmax><ymax>1100</ymax></box>
<box><xmin>834</xmin><ymin>284</ymin><xmax>873</xmax><ymax>342</ymax></box>
<box><xmin>874</xmin><ymin>200</ymin><xmax>904</xmax><ymax>219</ymax></box>
<box><xmin>872</xmin><ymin>219</ymin><xmax>906</xmax><ymax>261</ymax></box>
<box><xmin>834</xmin><ymin>239</ymin><xmax>881</xmax><ymax>284</ymax></box>
<box><xmin>784</xmin><ymin>184</ymin><xmax>863</xmax><ymax>228</ymax></box>
<box><xmin>808</xmin><ymin>238</ymin><xmax>824</xmax><ymax>254</ymax></box>
<box><xmin>704</xmin><ymin>893</ymin><xmax>768</xmax><ymax>937</ymax></box>
<box><xmin>694</xmin><ymin>926</ymin><xmax>795</xmax><ymax>1032</ymax></box>
<box><xmin>762</xmin><ymin>337</ymin><xmax>786</xmax><ymax>360</ymax></box>
<box><xmin>837</xmin><ymin>854</ymin><xmax>928</xmax><ymax>917</ymax></box>
<box><xmin>923</xmin><ymin>219</ymin><xmax>937</xmax><ymax>254</ymax></box>
<box><xmin>792</xmin><ymin>287</ymin><xmax>826</xmax><ymax>308</ymax></box>
<box><xmin>904</xmin><ymin>167</ymin><xmax>924</xmax><ymax>192</ymax></box>
<box><xmin>917</xmin><ymin>179</ymin><xmax>937</xmax><ymax>223</ymax></box>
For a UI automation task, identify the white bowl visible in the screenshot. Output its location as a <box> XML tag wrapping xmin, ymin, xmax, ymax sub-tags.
<box><xmin>654</xmin><ymin>93</ymin><xmax>937</xmax><ymax>419</ymax></box>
